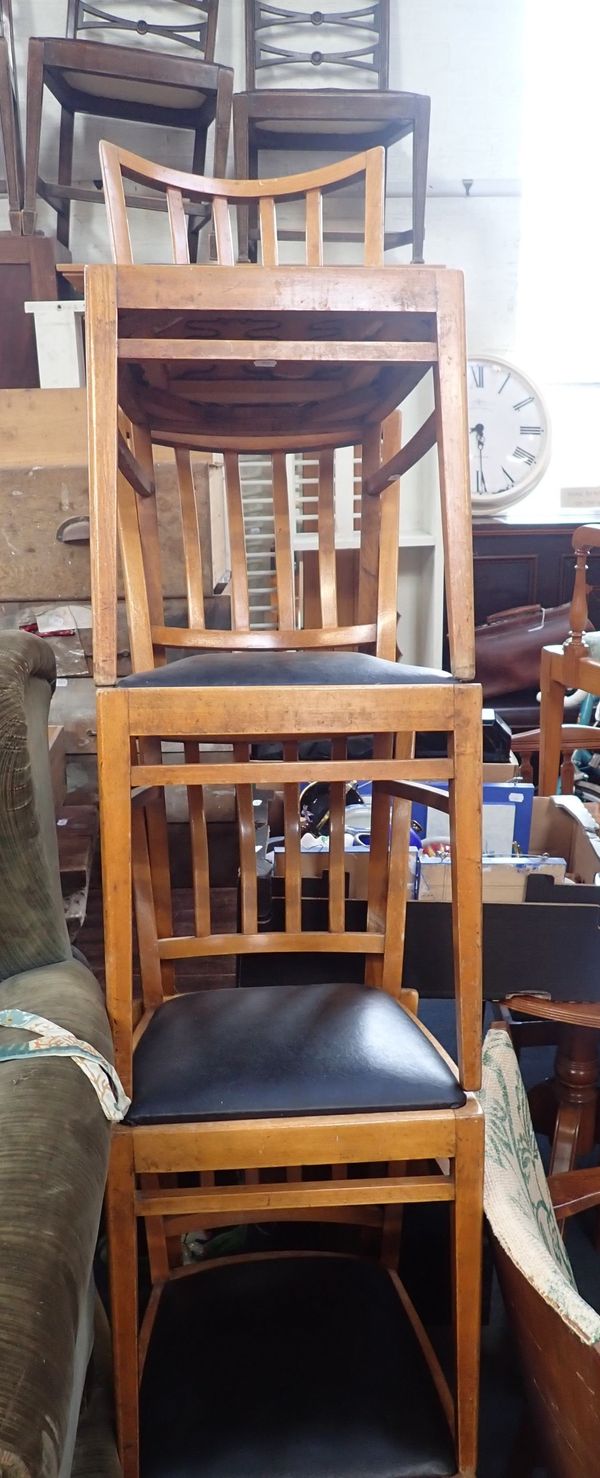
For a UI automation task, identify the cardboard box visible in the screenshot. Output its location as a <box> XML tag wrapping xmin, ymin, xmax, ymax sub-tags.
<box><xmin>411</xmin><ymin>781</ymin><xmax>534</xmax><ymax>856</ymax></box>
<box><xmin>418</xmin><ymin>852</ymin><xmax>566</xmax><ymax>904</ymax></box>
<box><xmin>482</xmin><ymin>754</ymin><xmax>519</xmax><ymax>782</ymax></box>
<box><xmin>529</xmin><ymin>795</ymin><xmax>600</xmax><ymax>885</ymax></box>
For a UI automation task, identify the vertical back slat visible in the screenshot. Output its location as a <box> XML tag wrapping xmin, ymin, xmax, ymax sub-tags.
<box><xmin>316</xmin><ymin>448</ymin><xmax>337</xmax><ymax>628</ymax></box>
<box><xmin>381</xmin><ymin>735</ymin><xmax>414</xmax><ymax>1000</ymax></box>
<box><xmin>364</xmin><ymin>146</ymin><xmax>385</xmax><ymax>267</ymax></box>
<box><xmin>99</xmin><ymin>141</ymin><xmax>133</xmax><ymax>263</ymax></box>
<box><xmin>130</xmin><ymin>423</ymin><xmax>165</xmax><ymax>643</ymax></box>
<box><xmin>365</xmin><ymin>733</ymin><xmax>394</xmax><ymax>987</ymax></box>
<box><xmin>167</xmin><ymin>186</ymin><xmax>191</xmax><ymax>264</ymax></box>
<box><xmin>184</xmin><ymin>743</ymin><xmax>211</xmax><ymax>937</ymax></box>
<box><xmin>271</xmin><ymin>452</ymin><xmax>296</xmax><ymax>630</ymax></box>
<box><xmin>235</xmin><ymin>744</ymin><xmax>258</xmax><ymax>933</ymax></box>
<box><xmin>223</xmin><ymin>453</ymin><xmax>251</xmax><ymax>629</ymax></box>
<box><xmin>212</xmin><ymin>195</ymin><xmax>235</xmax><ymax>265</ymax></box>
<box><xmin>259</xmin><ymin>195</ymin><xmax>278</xmax><ymax>266</ymax></box>
<box><xmin>131</xmin><ymin>807</ymin><xmax>164</xmax><ymax>1009</ymax></box>
<box><xmin>283</xmin><ymin>741</ymin><xmax>302</xmax><ymax>934</ymax></box>
<box><xmin>305</xmin><ymin>187</ymin><xmax>323</xmax><ymax>266</ymax></box>
<box><xmin>376</xmin><ymin>411</ymin><xmax>401</xmax><ymax>660</ymax></box>
<box><xmin>357</xmin><ymin>424</ymin><xmax>383</xmax><ymax>632</ymax></box>
<box><xmin>175</xmin><ymin>447</ymin><xmax>206</xmax><ymax>629</ymax></box>
<box><xmin>328</xmin><ymin>738</ymin><xmax>346</xmax><ymax>933</ymax></box>
<box><xmin>117</xmin><ymin>472</ymin><xmax>155</xmax><ymax>673</ymax></box>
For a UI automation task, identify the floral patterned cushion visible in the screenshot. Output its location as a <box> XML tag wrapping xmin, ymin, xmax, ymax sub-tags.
<box><xmin>480</xmin><ymin>1027</ymin><xmax>600</xmax><ymax>1345</ymax></box>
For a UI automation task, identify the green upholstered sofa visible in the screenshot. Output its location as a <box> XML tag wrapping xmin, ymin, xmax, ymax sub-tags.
<box><xmin>0</xmin><ymin>632</ymin><xmax>121</xmax><ymax>1478</ymax></box>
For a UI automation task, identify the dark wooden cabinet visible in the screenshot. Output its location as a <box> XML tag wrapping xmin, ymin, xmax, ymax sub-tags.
<box><xmin>473</xmin><ymin>517</ymin><xmax>600</xmax><ymax>628</ymax></box>
<box><xmin>464</xmin><ymin>517</ymin><xmax>600</xmax><ymax>729</ymax></box>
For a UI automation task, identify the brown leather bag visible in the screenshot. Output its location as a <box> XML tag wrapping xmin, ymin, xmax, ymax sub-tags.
<box><xmin>474</xmin><ymin>603</ymin><xmax>593</xmax><ymax>699</ymax></box>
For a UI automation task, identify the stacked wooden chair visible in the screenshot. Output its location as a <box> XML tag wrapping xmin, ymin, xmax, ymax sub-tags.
<box><xmin>23</xmin><ymin>0</ymin><xmax>233</xmax><ymax>251</ymax></box>
<box><xmin>88</xmin><ymin>142</ymin><xmax>484</xmax><ymax>1477</ymax></box>
<box><xmin>234</xmin><ymin>0</ymin><xmax>430</xmax><ymax>261</ymax></box>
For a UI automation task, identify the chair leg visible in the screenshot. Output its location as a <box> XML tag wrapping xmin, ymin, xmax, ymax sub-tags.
<box><xmin>538</xmin><ymin>648</ymin><xmax>566</xmax><ymax>794</ymax></box>
<box><xmin>433</xmin><ymin>273</ymin><xmax>474</xmax><ymax>681</ymax></box>
<box><xmin>23</xmin><ymin>37</ymin><xmax>45</xmax><ymax>235</ymax></box>
<box><xmin>410</xmin><ymin>95</ymin><xmax>430</xmax><ymax>263</ymax></box>
<box><xmin>449</xmin><ymin>683</ymin><xmax>483</xmax><ymax>1090</ymax></box>
<box><xmin>56</xmin><ymin>105</ymin><xmax>75</xmax><ymax>250</ymax></box>
<box><xmin>106</xmin><ymin>1131</ymin><xmax>140</xmax><ymax>1478</ymax></box>
<box><xmin>453</xmin><ymin>1107</ymin><xmax>484</xmax><ymax>1478</ymax></box>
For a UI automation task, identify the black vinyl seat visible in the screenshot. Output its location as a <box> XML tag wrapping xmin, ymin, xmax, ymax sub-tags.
<box><xmin>126</xmin><ymin>982</ymin><xmax>465</xmax><ymax>1127</ymax></box>
<box><xmin>140</xmin><ymin>1252</ymin><xmax>457</xmax><ymax>1478</ymax></box>
<box><xmin>120</xmin><ymin>650</ymin><xmax>452</xmax><ymax>689</ymax></box>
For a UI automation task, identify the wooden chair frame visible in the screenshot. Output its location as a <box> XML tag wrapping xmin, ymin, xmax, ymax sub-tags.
<box><xmin>86</xmin><ymin>151</ymin><xmax>473</xmax><ymax>684</ymax></box>
<box><xmin>0</xmin><ymin>0</ymin><xmax>23</xmax><ymax>232</ymax></box>
<box><xmin>523</xmin><ymin>525</ymin><xmax>600</xmax><ymax>794</ymax></box>
<box><xmin>23</xmin><ymin>2</ymin><xmax>232</xmax><ymax>250</ymax></box>
<box><xmin>235</xmin><ymin>0</ymin><xmax>429</xmax><ymax>261</ymax></box>
<box><xmin>98</xmin><ymin>681</ymin><xmax>484</xmax><ymax>1478</ymax></box>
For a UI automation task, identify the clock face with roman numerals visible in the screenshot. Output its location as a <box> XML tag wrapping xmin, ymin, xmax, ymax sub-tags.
<box><xmin>467</xmin><ymin>355</ymin><xmax>551</xmax><ymax>516</ymax></box>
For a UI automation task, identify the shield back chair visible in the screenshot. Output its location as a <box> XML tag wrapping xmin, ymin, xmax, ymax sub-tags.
<box><xmin>98</xmin><ymin>688</ymin><xmax>484</xmax><ymax>1478</ymax></box>
<box><xmin>531</xmin><ymin>525</ymin><xmax>600</xmax><ymax>794</ymax></box>
<box><xmin>0</xmin><ymin>0</ymin><xmax>23</xmax><ymax>231</ymax></box>
<box><xmin>92</xmin><ymin>140</ymin><xmax>475</xmax><ymax>688</ymax></box>
<box><xmin>482</xmin><ymin>1024</ymin><xmax>600</xmax><ymax>1478</ymax></box>
<box><xmin>234</xmin><ymin>0</ymin><xmax>430</xmax><ymax>262</ymax></box>
<box><xmin>23</xmin><ymin>0</ymin><xmax>232</xmax><ymax>254</ymax></box>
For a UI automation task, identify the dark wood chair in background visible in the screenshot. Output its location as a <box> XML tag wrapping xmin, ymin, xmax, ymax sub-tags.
<box><xmin>234</xmin><ymin>0</ymin><xmax>430</xmax><ymax>261</ymax></box>
<box><xmin>0</xmin><ymin>0</ymin><xmax>23</xmax><ymax>231</ymax></box>
<box><xmin>482</xmin><ymin>1024</ymin><xmax>600</xmax><ymax>1478</ymax></box>
<box><xmin>535</xmin><ymin>525</ymin><xmax>600</xmax><ymax>795</ymax></box>
<box><xmin>23</xmin><ymin>0</ymin><xmax>233</xmax><ymax>253</ymax></box>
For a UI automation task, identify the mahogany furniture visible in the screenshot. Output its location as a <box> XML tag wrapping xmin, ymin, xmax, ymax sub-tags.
<box><xmin>98</xmin><ymin>692</ymin><xmax>483</xmax><ymax>1478</ymax></box>
<box><xmin>234</xmin><ymin>0</ymin><xmax>430</xmax><ymax>261</ymax></box>
<box><xmin>0</xmin><ymin>0</ymin><xmax>23</xmax><ymax>231</ymax></box>
<box><xmin>471</xmin><ymin>515</ymin><xmax>600</xmax><ymax>730</ymax></box>
<box><xmin>482</xmin><ymin>1025</ymin><xmax>600</xmax><ymax>1478</ymax></box>
<box><xmin>0</xmin><ymin>234</ymin><xmax>62</xmax><ymax>388</ymax></box>
<box><xmin>23</xmin><ymin>0</ymin><xmax>233</xmax><ymax>254</ymax></box>
<box><xmin>535</xmin><ymin>526</ymin><xmax>600</xmax><ymax>793</ymax></box>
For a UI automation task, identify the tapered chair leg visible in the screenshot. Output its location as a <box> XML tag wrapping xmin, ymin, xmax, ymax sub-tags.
<box><xmin>538</xmin><ymin>647</ymin><xmax>567</xmax><ymax>795</ymax></box>
<box><xmin>453</xmin><ymin>1107</ymin><xmax>484</xmax><ymax>1477</ymax></box>
<box><xmin>106</xmin><ymin>1131</ymin><xmax>140</xmax><ymax>1478</ymax></box>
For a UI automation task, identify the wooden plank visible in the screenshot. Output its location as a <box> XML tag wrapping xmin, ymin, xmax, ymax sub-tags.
<box><xmin>136</xmin><ymin>1175</ymin><xmax>453</xmax><ymax>1218</ymax></box>
<box><xmin>0</xmin><ymin>460</ymin><xmax>213</xmax><ymax>600</ymax></box>
<box><xmin>132</xmin><ymin>1109</ymin><xmax>458</xmax><ymax>1173</ymax></box>
<box><xmin>133</xmin><ymin>759</ymin><xmax>454</xmax><ymax>787</ymax></box>
<box><xmin>118</xmin><ymin>339</ymin><xmax>438</xmax><ymax>363</ymax></box>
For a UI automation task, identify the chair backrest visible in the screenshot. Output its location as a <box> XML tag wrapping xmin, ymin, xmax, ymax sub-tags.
<box><xmin>481</xmin><ymin>1026</ymin><xmax>600</xmax><ymax>1477</ymax></box>
<box><xmin>131</xmin><ymin>733</ymin><xmax>416</xmax><ymax>1016</ymax></box>
<box><xmin>99</xmin><ymin>138</ymin><xmax>385</xmax><ymax>266</ymax></box>
<box><xmin>67</xmin><ymin>0</ymin><xmax>219</xmax><ymax>59</ymax></box>
<box><xmin>117</xmin><ymin>417</ymin><xmax>400</xmax><ymax>670</ymax></box>
<box><xmin>245</xmin><ymin>0</ymin><xmax>390</xmax><ymax>91</ymax></box>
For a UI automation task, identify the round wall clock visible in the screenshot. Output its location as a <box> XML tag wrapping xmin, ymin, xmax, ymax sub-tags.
<box><xmin>467</xmin><ymin>354</ymin><xmax>551</xmax><ymax>516</ymax></box>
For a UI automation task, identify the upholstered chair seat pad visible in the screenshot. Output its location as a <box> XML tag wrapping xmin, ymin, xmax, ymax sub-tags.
<box><xmin>127</xmin><ymin>982</ymin><xmax>464</xmax><ymax>1126</ymax></box>
<box><xmin>140</xmin><ymin>1253</ymin><xmax>457</xmax><ymax>1478</ymax></box>
<box><xmin>121</xmin><ymin>649</ymin><xmax>452</xmax><ymax>690</ymax></box>
<box><xmin>60</xmin><ymin>70</ymin><xmax>207</xmax><ymax>109</ymax></box>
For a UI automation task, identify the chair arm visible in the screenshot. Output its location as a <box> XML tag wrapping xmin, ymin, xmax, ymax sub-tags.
<box><xmin>516</xmin><ymin>725</ymin><xmax>600</xmax><ymax>753</ymax></box>
<box><xmin>0</xmin><ymin>958</ymin><xmax>113</xmax><ymax>1477</ymax></box>
<box><xmin>548</xmin><ymin>1167</ymin><xmax>600</xmax><ymax>1220</ymax></box>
